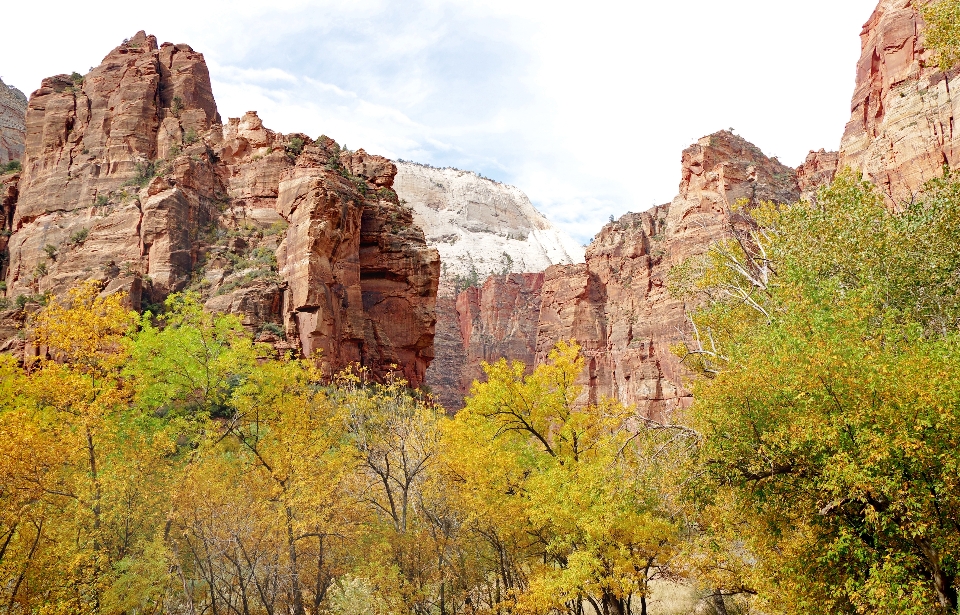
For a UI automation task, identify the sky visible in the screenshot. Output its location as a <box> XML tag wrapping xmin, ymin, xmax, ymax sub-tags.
<box><xmin>1</xmin><ymin>0</ymin><xmax>880</xmax><ymax>244</ymax></box>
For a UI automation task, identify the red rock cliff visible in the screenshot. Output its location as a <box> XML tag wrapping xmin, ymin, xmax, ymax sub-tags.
<box><xmin>838</xmin><ymin>0</ymin><xmax>960</xmax><ymax>201</ymax></box>
<box><xmin>448</xmin><ymin>272</ymin><xmax>543</xmax><ymax>407</ymax></box>
<box><xmin>1</xmin><ymin>32</ymin><xmax>439</xmax><ymax>386</ymax></box>
<box><xmin>0</xmin><ymin>78</ymin><xmax>26</xmax><ymax>166</ymax></box>
<box><xmin>535</xmin><ymin>132</ymin><xmax>799</xmax><ymax>416</ymax></box>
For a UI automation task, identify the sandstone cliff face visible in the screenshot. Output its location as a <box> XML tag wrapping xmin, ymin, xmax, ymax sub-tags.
<box><xmin>1</xmin><ymin>32</ymin><xmax>439</xmax><ymax>386</ymax></box>
<box><xmin>452</xmin><ymin>273</ymin><xmax>543</xmax><ymax>404</ymax></box>
<box><xmin>797</xmin><ymin>149</ymin><xmax>839</xmax><ymax>202</ymax></box>
<box><xmin>838</xmin><ymin>0</ymin><xmax>960</xmax><ymax>202</ymax></box>
<box><xmin>0</xmin><ymin>78</ymin><xmax>26</xmax><ymax>166</ymax></box>
<box><xmin>393</xmin><ymin>162</ymin><xmax>582</xmax><ymax>407</ymax></box>
<box><xmin>532</xmin><ymin>132</ymin><xmax>800</xmax><ymax>415</ymax></box>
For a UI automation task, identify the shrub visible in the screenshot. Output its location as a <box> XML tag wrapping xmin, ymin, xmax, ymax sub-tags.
<box><xmin>499</xmin><ymin>252</ymin><xmax>513</xmax><ymax>276</ymax></box>
<box><xmin>70</xmin><ymin>72</ymin><xmax>84</xmax><ymax>85</ymax></box>
<box><xmin>171</xmin><ymin>96</ymin><xmax>184</xmax><ymax>118</ymax></box>
<box><xmin>286</xmin><ymin>136</ymin><xmax>305</xmax><ymax>157</ymax></box>
<box><xmin>453</xmin><ymin>263</ymin><xmax>481</xmax><ymax>295</ymax></box>
<box><xmin>127</xmin><ymin>161</ymin><xmax>156</xmax><ymax>188</ymax></box>
<box><xmin>43</xmin><ymin>244</ymin><xmax>58</xmax><ymax>259</ymax></box>
<box><xmin>263</xmin><ymin>221</ymin><xmax>289</xmax><ymax>237</ymax></box>
<box><xmin>2</xmin><ymin>160</ymin><xmax>21</xmax><ymax>174</ymax></box>
<box><xmin>94</xmin><ymin>194</ymin><xmax>109</xmax><ymax>207</ymax></box>
<box><xmin>216</xmin><ymin>269</ymin><xmax>279</xmax><ymax>296</ymax></box>
<box><xmin>258</xmin><ymin>322</ymin><xmax>286</xmax><ymax>339</ymax></box>
<box><xmin>34</xmin><ymin>261</ymin><xmax>48</xmax><ymax>278</ymax></box>
<box><xmin>376</xmin><ymin>187</ymin><xmax>399</xmax><ymax>203</ymax></box>
<box><xmin>249</xmin><ymin>246</ymin><xmax>278</xmax><ymax>269</ymax></box>
<box><xmin>352</xmin><ymin>176</ymin><xmax>368</xmax><ymax>196</ymax></box>
<box><xmin>70</xmin><ymin>228</ymin><xmax>90</xmax><ymax>245</ymax></box>
<box><xmin>184</xmin><ymin>128</ymin><xmax>199</xmax><ymax>145</ymax></box>
<box><xmin>14</xmin><ymin>292</ymin><xmax>50</xmax><ymax>309</ymax></box>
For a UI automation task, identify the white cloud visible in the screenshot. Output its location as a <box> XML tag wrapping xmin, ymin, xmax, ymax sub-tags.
<box><xmin>2</xmin><ymin>0</ymin><xmax>880</xmax><ymax>243</ymax></box>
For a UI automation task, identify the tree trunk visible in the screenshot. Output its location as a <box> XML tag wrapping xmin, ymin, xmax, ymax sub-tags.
<box><xmin>0</xmin><ymin>524</ymin><xmax>17</xmax><ymax>566</ymax></box>
<box><xmin>601</xmin><ymin>591</ymin><xmax>625</xmax><ymax>615</ymax></box>
<box><xmin>916</xmin><ymin>537</ymin><xmax>959</xmax><ymax>612</ymax></box>
<box><xmin>710</xmin><ymin>593</ymin><xmax>729</xmax><ymax>615</ymax></box>
<box><xmin>6</xmin><ymin>520</ymin><xmax>42</xmax><ymax>615</ymax></box>
<box><xmin>285</xmin><ymin>506</ymin><xmax>306</xmax><ymax>615</ymax></box>
<box><xmin>931</xmin><ymin>568</ymin><xmax>958</xmax><ymax>613</ymax></box>
<box><xmin>86</xmin><ymin>426</ymin><xmax>103</xmax><ymax>611</ymax></box>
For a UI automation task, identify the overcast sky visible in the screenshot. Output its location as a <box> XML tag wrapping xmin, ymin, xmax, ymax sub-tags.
<box><xmin>2</xmin><ymin>0</ymin><xmax>879</xmax><ymax>244</ymax></box>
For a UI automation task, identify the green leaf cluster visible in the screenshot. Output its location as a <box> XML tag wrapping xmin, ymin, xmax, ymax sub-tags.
<box><xmin>677</xmin><ymin>169</ymin><xmax>960</xmax><ymax>613</ymax></box>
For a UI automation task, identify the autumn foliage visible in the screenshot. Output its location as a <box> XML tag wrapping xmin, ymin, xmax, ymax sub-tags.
<box><xmin>0</xmin><ymin>278</ymin><xmax>691</xmax><ymax>615</ymax></box>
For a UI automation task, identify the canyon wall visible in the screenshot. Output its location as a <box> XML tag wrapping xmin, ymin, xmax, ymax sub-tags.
<box><xmin>394</xmin><ymin>162</ymin><xmax>582</xmax><ymax>408</ymax></box>
<box><xmin>838</xmin><ymin>0</ymin><xmax>959</xmax><ymax>202</ymax></box>
<box><xmin>442</xmin><ymin>132</ymin><xmax>801</xmax><ymax>414</ymax></box>
<box><xmin>445</xmin><ymin>0</ymin><xmax>960</xmax><ymax>414</ymax></box>
<box><xmin>0</xmin><ymin>31</ymin><xmax>439</xmax><ymax>385</ymax></box>
<box><xmin>454</xmin><ymin>272</ymin><xmax>544</xmax><ymax>399</ymax></box>
<box><xmin>0</xmin><ymin>78</ymin><xmax>26</xmax><ymax>166</ymax></box>
<box><xmin>3</xmin><ymin>0</ymin><xmax>956</xmax><ymax>406</ymax></box>
<box><xmin>532</xmin><ymin>132</ymin><xmax>800</xmax><ymax>416</ymax></box>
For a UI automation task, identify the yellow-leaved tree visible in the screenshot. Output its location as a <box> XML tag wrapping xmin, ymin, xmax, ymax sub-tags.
<box><xmin>442</xmin><ymin>341</ymin><xmax>694</xmax><ymax>615</ymax></box>
<box><xmin>672</xmin><ymin>170</ymin><xmax>960</xmax><ymax>614</ymax></box>
<box><xmin>0</xmin><ymin>282</ymin><xmax>179</xmax><ymax>614</ymax></box>
<box><xmin>921</xmin><ymin>0</ymin><xmax>960</xmax><ymax>70</ymax></box>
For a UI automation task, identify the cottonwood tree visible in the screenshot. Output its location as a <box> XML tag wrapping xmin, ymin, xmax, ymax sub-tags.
<box><xmin>674</xmin><ymin>170</ymin><xmax>960</xmax><ymax>614</ymax></box>
<box><xmin>443</xmin><ymin>342</ymin><xmax>691</xmax><ymax>615</ymax></box>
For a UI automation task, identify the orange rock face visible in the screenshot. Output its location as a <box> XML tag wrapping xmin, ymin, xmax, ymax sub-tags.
<box><xmin>797</xmin><ymin>149</ymin><xmax>839</xmax><ymax>202</ymax></box>
<box><xmin>530</xmin><ymin>132</ymin><xmax>799</xmax><ymax>415</ymax></box>
<box><xmin>0</xmin><ymin>78</ymin><xmax>26</xmax><ymax>166</ymax></box>
<box><xmin>1</xmin><ymin>32</ymin><xmax>439</xmax><ymax>386</ymax></box>
<box><xmin>838</xmin><ymin>0</ymin><xmax>960</xmax><ymax>202</ymax></box>
<box><xmin>445</xmin><ymin>273</ymin><xmax>544</xmax><ymax>408</ymax></box>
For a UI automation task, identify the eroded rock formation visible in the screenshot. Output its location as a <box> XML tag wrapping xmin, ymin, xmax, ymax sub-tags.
<box><xmin>1</xmin><ymin>31</ymin><xmax>439</xmax><ymax>386</ymax></box>
<box><xmin>451</xmin><ymin>273</ymin><xmax>544</xmax><ymax>405</ymax></box>
<box><xmin>838</xmin><ymin>0</ymin><xmax>960</xmax><ymax>202</ymax></box>
<box><xmin>529</xmin><ymin>132</ymin><xmax>801</xmax><ymax>415</ymax></box>
<box><xmin>0</xmin><ymin>78</ymin><xmax>26</xmax><ymax>167</ymax></box>
<box><xmin>797</xmin><ymin>149</ymin><xmax>839</xmax><ymax>201</ymax></box>
<box><xmin>394</xmin><ymin>162</ymin><xmax>582</xmax><ymax>407</ymax></box>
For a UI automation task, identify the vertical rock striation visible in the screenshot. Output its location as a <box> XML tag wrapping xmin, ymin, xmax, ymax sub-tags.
<box><xmin>0</xmin><ymin>78</ymin><xmax>26</xmax><ymax>166</ymax></box>
<box><xmin>1</xmin><ymin>32</ymin><xmax>439</xmax><ymax>386</ymax></box>
<box><xmin>838</xmin><ymin>0</ymin><xmax>960</xmax><ymax>202</ymax></box>
<box><xmin>452</xmin><ymin>272</ymin><xmax>544</xmax><ymax>405</ymax></box>
<box><xmin>532</xmin><ymin>132</ymin><xmax>800</xmax><ymax>415</ymax></box>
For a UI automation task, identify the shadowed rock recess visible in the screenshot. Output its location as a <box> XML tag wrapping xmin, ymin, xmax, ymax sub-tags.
<box><xmin>0</xmin><ymin>31</ymin><xmax>439</xmax><ymax>386</ymax></box>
